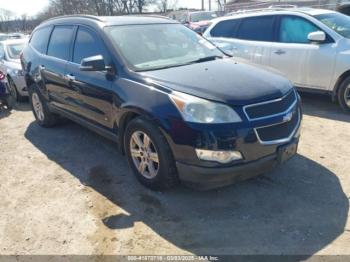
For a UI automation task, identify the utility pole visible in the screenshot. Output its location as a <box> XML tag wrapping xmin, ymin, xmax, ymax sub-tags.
<box><xmin>209</xmin><ymin>0</ymin><xmax>212</xmax><ymax>10</ymax></box>
<box><xmin>202</xmin><ymin>0</ymin><xmax>205</xmax><ymax>10</ymax></box>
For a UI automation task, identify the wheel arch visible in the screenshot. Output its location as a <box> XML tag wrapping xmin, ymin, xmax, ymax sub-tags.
<box><xmin>333</xmin><ymin>70</ymin><xmax>350</xmax><ymax>102</ymax></box>
<box><xmin>24</xmin><ymin>74</ymin><xmax>35</xmax><ymax>89</ymax></box>
<box><xmin>116</xmin><ymin>107</ymin><xmax>157</xmax><ymax>155</ymax></box>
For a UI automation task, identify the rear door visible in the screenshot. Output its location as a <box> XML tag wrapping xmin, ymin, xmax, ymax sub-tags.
<box><xmin>205</xmin><ymin>18</ymin><xmax>241</xmax><ymax>55</ymax></box>
<box><xmin>235</xmin><ymin>15</ymin><xmax>276</xmax><ymax>66</ymax></box>
<box><xmin>269</xmin><ymin>15</ymin><xmax>336</xmax><ymax>90</ymax></box>
<box><xmin>207</xmin><ymin>15</ymin><xmax>276</xmax><ymax>67</ymax></box>
<box><xmin>65</xmin><ymin>26</ymin><xmax>115</xmax><ymax>128</ymax></box>
<box><xmin>43</xmin><ymin>25</ymin><xmax>75</xmax><ymax>109</ymax></box>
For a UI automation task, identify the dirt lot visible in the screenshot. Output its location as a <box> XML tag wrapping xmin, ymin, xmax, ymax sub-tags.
<box><xmin>0</xmin><ymin>94</ymin><xmax>349</xmax><ymax>257</ymax></box>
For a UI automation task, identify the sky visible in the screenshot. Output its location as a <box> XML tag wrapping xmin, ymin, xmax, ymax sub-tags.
<box><xmin>0</xmin><ymin>0</ymin><xmax>49</xmax><ymax>16</ymax></box>
<box><xmin>0</xmin><ymin>0</ymin><xmax>219</xmax><ymax>17</ymax></box>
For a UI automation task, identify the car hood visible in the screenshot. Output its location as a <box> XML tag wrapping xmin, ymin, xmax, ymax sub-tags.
<box><xmin>140</xmin><ymin>58</ymin><xmax>293</xmax><ymax>106</ymax></box>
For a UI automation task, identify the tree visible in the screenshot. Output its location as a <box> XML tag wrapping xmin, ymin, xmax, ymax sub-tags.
<box><xmin>21</xmin><ymin>14</ymin><xmax>28</xmax><ymax>32</ymax></box>
<box><xmin>37</xmin><ymin>0</ymin><xmax>157</xmax><ymax>18</ymax></box>
<box><xmin>0</xmin><ymin>9</ymin><xmax>15</xmax><ymax>32</ymax></box>
<box><xmin>156</xmin><ymin>0</ymin><xmax>179</xmax><ymax>12</ymax></box>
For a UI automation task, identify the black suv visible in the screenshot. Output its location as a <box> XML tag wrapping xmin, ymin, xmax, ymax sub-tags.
<box><xmin>21</xmin><ymin>15</ymin><xmax>302</xmax><ymax>190</ymax></box>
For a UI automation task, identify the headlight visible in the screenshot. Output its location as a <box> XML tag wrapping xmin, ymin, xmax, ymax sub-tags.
<box><xmin>169</xmin><ymin>91</ymin><xmax>242</xmax><ymax>123</ymax></box>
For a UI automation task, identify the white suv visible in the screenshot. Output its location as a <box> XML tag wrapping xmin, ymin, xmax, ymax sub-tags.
<box><xmin>204</xmin><ymin>8</ymin><xmax>350</xmax><ymax>113</ymax></box>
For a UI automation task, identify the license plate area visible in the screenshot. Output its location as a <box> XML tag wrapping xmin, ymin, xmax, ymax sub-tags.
<box><xmin>277</xmin><ymin>141</ymin><xmax>298</xmax><ymax>163</ymax></box>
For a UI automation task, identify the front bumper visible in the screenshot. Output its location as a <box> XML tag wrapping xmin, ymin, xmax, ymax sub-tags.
<box><xmin>177</xmin><ymin>138</ymin><xmax>298</xmax><ymax>190</ymax></box>
<box><xmin>161</xmin><ymin>89</ymin><xmax>302</xmax><ymax>190</ymax></box>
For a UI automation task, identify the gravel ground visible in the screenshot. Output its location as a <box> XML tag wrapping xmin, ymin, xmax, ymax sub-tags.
<box><xmin>0</xmin><ymin>94</ymin><xmax>349</xmax><ymax>257</ymax></box>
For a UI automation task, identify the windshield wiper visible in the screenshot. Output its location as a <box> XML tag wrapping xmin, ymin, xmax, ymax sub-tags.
<box><xmin>188</xmin><ymin>55</ymin><xmax>224</xmax><ymax>64</ymax></box>
<box><xmin>135</xmin><ymin>56</ymin><xmax>225</xmax><ymax>72</ymax></box>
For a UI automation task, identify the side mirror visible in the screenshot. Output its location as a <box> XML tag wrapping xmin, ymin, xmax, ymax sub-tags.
<box><xmin>308</xmin><ymin>31</ymin><xmax>326</xmax><ymax>43</ymax></box>
<box><xmin>80</xmin><ymin>55</ymin><xmax>106</xmax><ymax>71</ymax></box>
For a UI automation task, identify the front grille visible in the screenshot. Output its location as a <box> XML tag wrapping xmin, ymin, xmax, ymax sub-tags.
<box><xmin>244</xmin><ymin>90</ymin><xmax>297</xmax><ymax>120</ymax></box>
<box><xmin>255</xmin><ymin>108</ymin><xmax>300</xmax><ymax>143</ymax></box>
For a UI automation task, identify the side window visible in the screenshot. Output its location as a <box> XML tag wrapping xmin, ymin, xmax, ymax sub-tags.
<box><xmin>237</xmin><ymin>16</ymin><xmax>275</xmax><ymax>42</ymax></box>
<box><xmin>30</xmin><ymin>26</ymin><xmax>52</xmax><ymax>54</ymax></box>
<box><xmin>47</xmin><ymin>26</ymin><xmax>74</xmax><ymax>60</ymax></box>
<box><xmin>279</xmin><ymin>16</ymin><xmax>319</xmax><ymax>44</ymax></box>
<box><xmin>73</xmin><ymin>27</ymin><xmax>106</xmax><ymax>64</ymax></box>
<box><xmin>210</xmin><ymin>19</ymin><xmax>240</xmax><ymax>38</ymax></box>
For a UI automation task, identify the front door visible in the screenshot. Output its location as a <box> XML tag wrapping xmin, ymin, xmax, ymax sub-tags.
<box><xmin>65</xmin><ymin>26</ymin><xmax>115</xmax><ymax>129</ymax></box>
<box><xmin>269</xmin><ymin>15</ymin><xmax>336</xmax><ymax>90</ymax></box>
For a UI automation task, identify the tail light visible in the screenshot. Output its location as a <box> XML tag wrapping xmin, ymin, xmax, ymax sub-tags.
<box><xmin>0</xmin><ymin>71</ymin><xmax>5</xmax><ymax>81</ymax></box>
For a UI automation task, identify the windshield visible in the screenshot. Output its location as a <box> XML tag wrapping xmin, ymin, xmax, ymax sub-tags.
<box><xmin>190</xmin><ymin>12</ymin><xmax>217</xmax><ymax>22</ymax></box>
<box><xmin>7</xmin><ymin>43</ymin><xmax>25</xmax><ymax>59</ymax></box>
<box><xmin>105</xmin><ymin>24</ymin><xmax>223</xmax><ymax>71</ymax></box>
<box><xmin>314</xmin><ymin>12</ymin><xmax>350</xmax><ymax>39</ymax></box>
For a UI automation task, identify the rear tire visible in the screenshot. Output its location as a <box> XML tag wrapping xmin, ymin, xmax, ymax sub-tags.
<box><xmin>124</xmin><ymin>117</ymin><xmax>179</xmax><ymax>190</ymax></box>
<box><xmin>28</xmin><ymin>85</ymin><xmax>59</xmax><ymax>127</ymax></box>
<box><xmin>8</xmin><ymin>77</ymin><xmax>26</xmax><ymax>102</ymax></box>
<box><xmin>338</xmin><ymin>76</ymin><xmax>350</xmax><ymax>114</ymax></box>
<box><xmin>4</xmin><ymin>93</ymin><xmax>15</xmax><ymax>110</ymax></box>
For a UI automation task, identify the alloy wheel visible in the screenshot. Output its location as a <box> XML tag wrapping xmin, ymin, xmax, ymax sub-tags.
<box><xmin>129</xmin><ymin>131</ymin><xmax>160</xmax><ymax>179</ymax></box>
<box><xmin>345</xmin><ymin>84</ymin><xmax>350</xmax><ymax>108</ymax></box>
<box><xmin>32</xmin><ymin>93</ymin><xmax>44</xmax><ymax>121</ymax></box>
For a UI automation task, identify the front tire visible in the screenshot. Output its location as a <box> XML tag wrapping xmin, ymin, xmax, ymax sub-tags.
<box><xmin>338</xmin><ymin>76</ymin><xmax>350</xmax><ymax>113</ymax></box>
<box><xmin>124</xmin><ymin>117</ymin><xmax>179</xmax><ymax>190</ymax></box>
<box><xmin>28</xmin><ymin>85</ymin><xmax>59</xmax><ymax>127</ymax></box>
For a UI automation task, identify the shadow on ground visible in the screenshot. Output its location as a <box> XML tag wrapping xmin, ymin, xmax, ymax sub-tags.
<box><xmin>0</xmin><ymin>107</ymin><xmax>11</xmax><ymax>120</ymax></box>
<box><xmin>0</xmin><ymin>101</ymin><xmax>31</xmax><ymax>120</ymax></box>
<box><xmin>24</xmin><ymin>113</ymin><xmax>348</xmax><ymax>256</ymax></box>
<box><xmin>300</xmin><ymin>92</ymin><xmax>350</xmax><ymax>123</ymax></box>
<box><xmin>14</xmin><ymin>101</ymin><xmax>31</xmax><ymax>112</ymax></box>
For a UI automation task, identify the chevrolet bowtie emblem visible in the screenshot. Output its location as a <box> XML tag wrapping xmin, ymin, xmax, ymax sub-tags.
<box><xmin>283</xmin><ymin>112</ymin><xmax>293</xmax><ymax>122</ymax></box>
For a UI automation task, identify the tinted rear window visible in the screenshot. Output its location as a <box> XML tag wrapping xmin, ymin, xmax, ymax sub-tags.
<box><xmin>30</xmin><ymin>27</ymin><xmax>52</xmax><ymax>54</ymax></box>
<box><xmin>210</xmin><ymin>19</ymin><xmax>240</xmax><ymax>38</ymax></box>
<box><xmin>47</xmin><ymin>26</ymin><xmax>74</xmax><ymax>60</ymax></box>
<box><xmin>237</xmin><ymin>16</ymin><xmax>275</xmax><ymax>42</ymax></box>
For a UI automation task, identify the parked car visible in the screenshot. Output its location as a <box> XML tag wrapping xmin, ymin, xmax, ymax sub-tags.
<box><xmin>336</xmin><ymin>1</ymin><xmax>350</xmax><ymax>16</ymax></box>
<box><xmin>0</xmin><ymin>34</ymin><xmax>8</xmax><ymax>41</ymax></box>
<box><xmin>170</xmin><ymin>10</ymin><xmax>218</xmax><ymax>34</ymax></box>
<box><xmin>0</xmin><ymin>70</ymin><xmax>15</xmax><ymax>110</ymax></box>
<box><xmin>7</xmin><ymin>33</ymin><xmax>26</xmax><ymax>39</ymax></box>
<box><xmin>22</xmin><ymin>15</ymin><xmax>301</xmax><ymax>190</ymax></box>
<box><xmin>0</xmin><ymin>38</ymin><xmax>28</xmax><ymax>101</ymax></box>
<box><xmin>204</xmin><ymin>8</ymin><xmax>350</xmax><ymax>113</ymax></box>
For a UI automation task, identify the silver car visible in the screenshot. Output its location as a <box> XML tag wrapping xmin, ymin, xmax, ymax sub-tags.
<box><xmin>204</xmin><ymin>8</ymin><xmax>350</xmax><ymax>113</ymax></box>
<box><xmin>0</xmin><ymin>38</ymin><xmax>28</xmax><ymax>101</ymax></box>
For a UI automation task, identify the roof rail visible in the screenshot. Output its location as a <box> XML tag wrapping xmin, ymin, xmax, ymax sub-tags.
<box><xmin>268</xmin><ymin>4</ymin><xmax>298</xmax><ymax>9</ymax></box>
<box><xmin>44</xmin><ymin>14</ymin><xmax>104</xmax><ymax>23</ymax></box>
<box><xmin>132</xmin><ymin>14</ymin><xmax>172</xmax><ymax>20</ymax></box>
<box><xmin>227</xmin><ymin>5</ymin><xmax>298</xmax><ymax>16</ymax></box>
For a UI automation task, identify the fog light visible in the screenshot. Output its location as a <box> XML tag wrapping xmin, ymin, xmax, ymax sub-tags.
<box><xmin>195</xmin><ymin>149</ymin><xmax>243</xmax><ymax>164</ymax></box>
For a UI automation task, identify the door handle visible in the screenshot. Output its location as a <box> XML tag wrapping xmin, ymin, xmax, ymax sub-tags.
<box><xmin>274</xmin><ymin>49</ymin><xmax>286</xmax><ymax>55</ymax></box>
<box><xmin>65</xmin><ymin>74</ymin><xmax>75</xmax><ymax>82</ymax></box>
